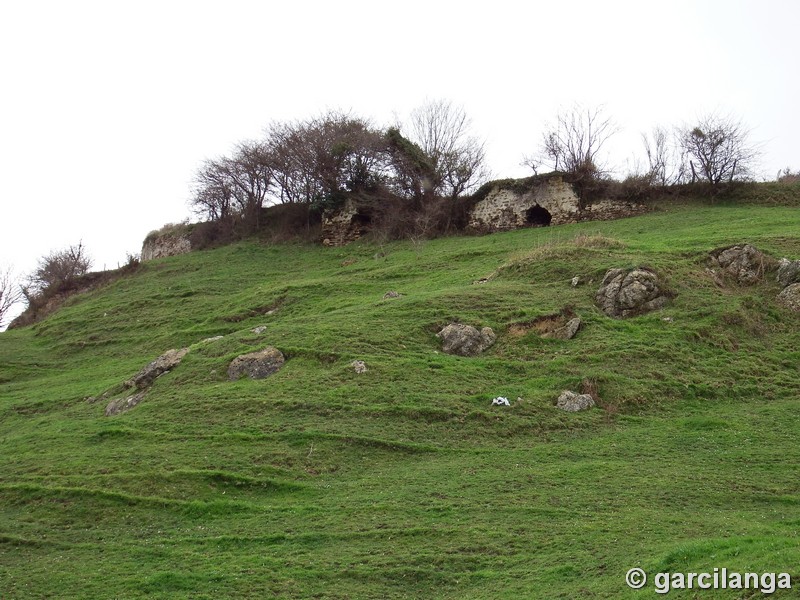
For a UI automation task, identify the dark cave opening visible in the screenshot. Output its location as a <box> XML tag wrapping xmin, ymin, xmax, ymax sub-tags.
<box><xmin>525</xmin><ymin>204</ymin><xmax>552</xmax><ymax>226</ymax></box>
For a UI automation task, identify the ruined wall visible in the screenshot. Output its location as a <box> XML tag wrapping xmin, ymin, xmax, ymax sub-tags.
<box><xmin>468</xmin><ymin>176</ymin><xmax>581</xmax><ymax>231</ymax></box>
<box><xmin>468</xmin><ymin>176</ymin><xmax>648</xmax><ymax>232</ymax></box>
<box><xmin>578</xmin><ymin>198</ymin><xmax>649</xmax><ymax>222</ymax></box>
<box><xmin>321</xmin><ymin>199</ymin><xmax>371</xmax><ymax>246</ymax></box>
<box><xmin>319</xmin><ymin>177</ymin><xmax>650</xmax><ymax>246</ymax></box>
<box><xmin>141</xmin><ymin>228</ymin><xmax>193</xmax><ymax>261</ymax></box>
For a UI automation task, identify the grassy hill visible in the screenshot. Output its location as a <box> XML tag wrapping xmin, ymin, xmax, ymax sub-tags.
<box><xmin>1</xmin><ymin>200</ymin><xmax>799</xmax><ymax>598</ymax></box>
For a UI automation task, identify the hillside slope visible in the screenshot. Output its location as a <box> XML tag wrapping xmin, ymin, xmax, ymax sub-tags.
<box><xmin>1</xmin><ymin>202</ymin><xmax>799</xmax><ymax>598</ymax></box>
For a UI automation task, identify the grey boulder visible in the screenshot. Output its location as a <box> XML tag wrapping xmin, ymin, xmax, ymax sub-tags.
<box><xmin>595</xmin><ymin>268</ymin><xmax>669</xmax><ymax>318</ymax></box>
<box><xmin>709</xmin><ymin>244</ymin><xmax>769</xmax><ymax>285</ymax></box>
<box><xmin>777</xmin><ymin>283</ymin><xmax>800</xmax><ymax>312</ymax></box>
<box><xmin>777</xmin><ymin>259</ymin><xmax>800</xmax><ymax>288</ymax></box>
<box><xmin>437</xmin><ymin>323</ymin><xmax>496</xmax><ymax>357</ymax></box>
<box><xmin>556</xmin><ymin>390</ymin><xmax>595</xmax><ymax>412</ymax></box>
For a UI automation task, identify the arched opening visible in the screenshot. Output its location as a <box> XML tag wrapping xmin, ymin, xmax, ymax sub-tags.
<box><xmin>525</xmin><ymin>204</ymin><xmax>552</xmax><ymax>227</ymax></box>
<box><xmin>351</xmin><ymin>211</ymin><xmax>372</xmax><ymax>230</ymax></box>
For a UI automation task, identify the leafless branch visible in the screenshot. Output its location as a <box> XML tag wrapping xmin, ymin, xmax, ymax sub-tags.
<box><xmin>0</xmin><ymin>266</ymin><xmax>23</xmax><ymax>329</ymax></box>
<box><xmin>408</xmin><ymin>99</ymin><xmax>489</xmax><ymax>200</ymax></box>
<box><xmin>535</xmin><ymin>104</ymin><xmax>619</xmax><ymax>178</ymax></box>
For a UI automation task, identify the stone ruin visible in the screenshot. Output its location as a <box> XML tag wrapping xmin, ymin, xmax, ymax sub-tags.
<box><xmin>319</xmin><ymin>175</ymin><xmax>648</xmax><ymax>245</ymax></box>
<box><xmin>141</xmin><ymin>224</ymin><xmax>193</xmax><ymax>261</ymax></box>
<box><xmin>321</xmin><ymin>198</ymin><xmax>374</xmax><ymax>246</ymax></box>
<box><xmin>468</xmin><ymin>174</ymin><xmax>647</xmax><ymax>232</ymax></box>
<box><xmin>468</xmin><ymin>175</ymin><xmax>578</xmax><ymax>230</ymax></box>
<box><xmin>137</xmin><ymin>175</ymin><xmax>647</xmax><ymax>251</ymax></box>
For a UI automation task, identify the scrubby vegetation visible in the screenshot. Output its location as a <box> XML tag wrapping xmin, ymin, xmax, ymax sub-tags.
<box><xmin>1</xmin><ymin>199</ymin><xmax>799</xmax><ymax>598</ymax></box>
<box><xmin>9</xmin><ymin>245</ymin><xmax>140</xmax><ymax>330</ymax></box>
<box><xmin>187</xmin><ymin>102</ymin><xmax>489</xmax><ymax>242</ymax></box>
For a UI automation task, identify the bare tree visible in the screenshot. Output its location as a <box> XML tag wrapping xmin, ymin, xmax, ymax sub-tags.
<box><xmin>677</xmin><ymin>113</ymin><xmax>759</xmax><ymax>185</ymax></box>
<box><xmin>190</xmin><ymin>157</ymin><xmax>234</xmax><ymax>221</ymax></box>
<box><xmin>0</xmin><ymin>266</ymin><xmax>22</xmax><ymax>329</ymax></box>
<box><xmin>226</xmin><ymin>140</ymin><xmax>272</xmax><ymax>229</ymax></box>
<box><xmin>23</xmin><ymin>242</ymin><xmax>92</xmax><ymax>302</ymax></box>
<box><xmin>530</xmin><ymin>104</ymin><xmax>618</xmax><ymax>179</ymax></box>
<box><xmin>265</xmin><ymin>119</ymin><xmax>325</xmax><ymax>205</ymax></box>
<box><xmin>407</xmin><ymin>99</ymin><xmax>489</xmax><ymax>200</ymax></box>
<box><xmin>189</xmin><ymin>142</ymin><xmax>272</xmax><ymax>229</ymax></box>
<box><xmin>265</xmin><ymin>111</ymin><xmax>390</xmax><ymax>208</ymax></box>
<box><xmin>641</xmin><ymin>126</ymin><xmax>685</xmax><ymax>186</ymax></box>
<box><xmin>308</xmin><ymin>111</ymin><xmax>389</xmax><ymax>200</ymax></box>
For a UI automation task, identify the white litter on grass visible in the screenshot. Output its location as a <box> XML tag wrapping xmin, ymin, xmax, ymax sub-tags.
<box><xmin>491</xmin><ymin>396</ymin><xmax>510</xmax><ymax>406</ymax></box>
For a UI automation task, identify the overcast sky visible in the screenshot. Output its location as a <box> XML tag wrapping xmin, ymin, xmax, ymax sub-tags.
<box><xmin>1</xmin><ymin>0</ymin><xmax>798</xmax><ymax>300</ymax></box>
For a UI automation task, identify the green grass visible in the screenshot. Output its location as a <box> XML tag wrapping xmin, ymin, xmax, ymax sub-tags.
<box><xmin>1</xmin><ymin>200</ymin><xmax>800</xmax><ymax>598</ymax></box>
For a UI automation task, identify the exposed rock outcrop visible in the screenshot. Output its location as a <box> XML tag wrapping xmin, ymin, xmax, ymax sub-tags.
<box><xmin>351</xmin><ymin>360</ymin><xmax>367</xmax><ymax>374</ymax></box>
<box><xmin>125</xmin><ymin>348</ymin><xmax>190</xmax><ymax>390</ymax></box>
<box><xmin>708</xmin><ymin>244</ymin><xmax>771</xmax><ymax>285</ymax></box>
<box><xmin>104</xmin><ymin>392</ymin><xmax>146</xmax><ymax>416</ymax></box>
<box><xmin>556</xmin><ymin>390</ymin><xmax>595</xmax><ymax>412</ymax></box>
<box><xmin>436</xmin><ymin>324</ymin><xmax>496</xmax><ymax>357</ymax></box>
<box><xmin>104</xmin><ymin>348</ymin><xmax>190</xmax><ymax>416</ymax></box>
<box><xmin>228</xmin><ymin>347</ymin><xmax>285</xmax><ymax>380</ymax></box>
<box><xmin>595</xmin><ymin>268</ymin><xmax>670</xmax><ymax>318</ymax></box>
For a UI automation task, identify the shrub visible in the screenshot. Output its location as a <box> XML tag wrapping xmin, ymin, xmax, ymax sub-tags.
<box><xmin>777</xmin><ymin>168</ymin><xmax>800</xmax><ymax>184</ymax></box>
<box><xmin>23</xmin><ymin>242</ymin><xmax>92</xmax><ymax>302</ymax></box>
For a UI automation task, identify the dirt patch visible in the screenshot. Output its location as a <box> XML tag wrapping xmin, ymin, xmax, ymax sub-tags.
<box><xmin>508</xmin><ymin>307</ymin><xmax>576</xmax><ymax>337</ymax></box>
<box><xmin>580</xmin><ymin>377</ymin><xmax>601</xmax><ymax>404</ymax></box>
<box><xmin>221</xmin><ymin>299</ymin><xmax>284</xmax><ymax>323</ymax></box>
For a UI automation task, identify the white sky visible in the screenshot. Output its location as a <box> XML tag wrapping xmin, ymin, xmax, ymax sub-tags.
<box><xmin>1</xmin><ymin>0</ymin><xmax>798</xmax><ymax>294</ymax></box>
